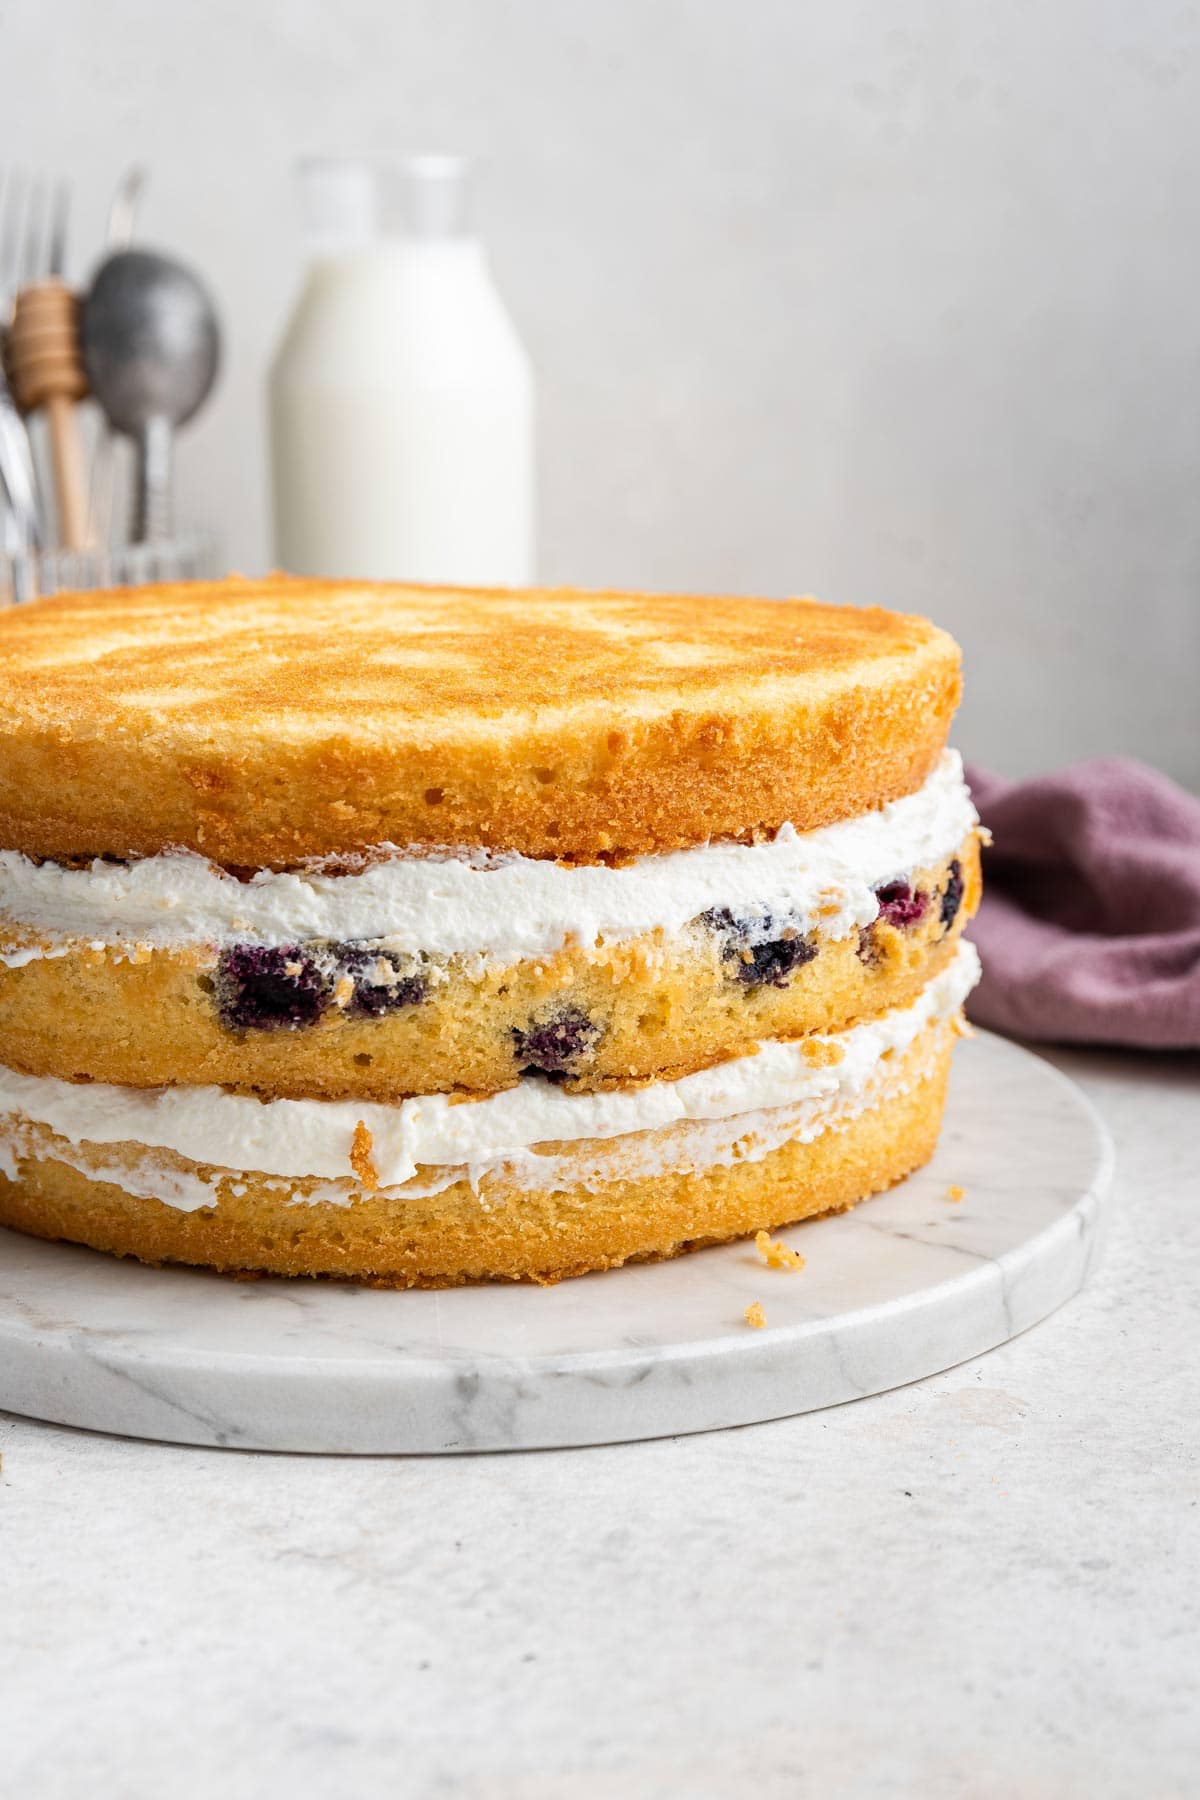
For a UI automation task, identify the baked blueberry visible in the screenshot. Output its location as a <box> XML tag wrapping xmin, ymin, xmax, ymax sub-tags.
<box><xmin>873</xmin><ymin>881</ymin><xmax>928</xmax><ymax>929</ymax></box>
<box><xmin>940</xmin><ymin>860</ymin><xmax>964</xmax><ymax>930</ymax></box>
<box><xmin>217</xmin><ymin>945</ymin><xmax>329</xmax><ymax>1030</ymax></box>
<box><xmin>739</xmin><ymin>935</ymin><xmax>819</xmax><ymax>987</ymax></box>
<box><xmin>513</xmin><ymin>1007</ymin><xmax>600</xmax><ymax>1079</ymax></box>
<box><xmin>334</xmin><ymin>943</ymin><xmax>426</xmax><ymax>1016</ymax></box>
<box><xmin>855</xmin><ymin>924</ymin><xmax>882</xmax><ymax>968</ymax></box>
<box><xmin>702</xmin><ymin>908</ymin><xmax>819</xmax><ymax>989</ymax></box>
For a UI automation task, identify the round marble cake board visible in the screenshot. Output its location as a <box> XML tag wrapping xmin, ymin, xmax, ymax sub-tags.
<box><xmin>0</xmin><ymin>1032</ymin><xmax>1112</xmax><ymax>1455</ymax></box>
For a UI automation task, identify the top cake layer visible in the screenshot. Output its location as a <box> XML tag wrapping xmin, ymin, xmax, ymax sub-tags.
<box><xmin>0</xmin><ymin>576</ymin><xmax>961</xmax><ymax>865</ymax></box>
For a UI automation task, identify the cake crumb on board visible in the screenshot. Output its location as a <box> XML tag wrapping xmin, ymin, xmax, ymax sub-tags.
<box><xmin>744</xmin><ymin>1301</ymin><xmax>767</xmax><ymax>1329</ymax></box>
<box><xmin>755</xmin><ymin>1229</ymin><xmax>806</xmax><ymax>1271</ymax></box>
<box><xmin>945</xmin><ymin>1184</ymin><xmax>965</xmax><ymax>1203</ymax></box>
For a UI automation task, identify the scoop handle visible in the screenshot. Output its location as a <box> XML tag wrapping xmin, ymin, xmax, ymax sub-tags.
<box><xmin>133</xmin><ymin>415</ymin><xmax>173</xmax><ymax>543</ymax></box>
<box><xmin>45</xmin><ymin>392</ymin><xmax>89</xmax><ymax>550</ymax></box>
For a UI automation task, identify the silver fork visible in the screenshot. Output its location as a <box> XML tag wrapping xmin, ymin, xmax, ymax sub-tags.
<box><xmin>87</xmin><ymin>165</ymin><xmax>146</xmax><ymax>548</ymax></box>
<box><xmin>0</xmin><ymin>169</ymin><xmax>45</xmax><ymax>553</ymax></box>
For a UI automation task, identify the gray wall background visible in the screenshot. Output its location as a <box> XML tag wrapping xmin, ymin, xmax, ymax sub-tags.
<box><xmin>3</xmin><ymin>0</ymin><xmax>1198</xmax><ymax>784</ymax></box>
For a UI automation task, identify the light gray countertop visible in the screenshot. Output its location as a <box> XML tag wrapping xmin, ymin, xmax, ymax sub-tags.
<box><xmin>3</xmin><ymin>1043</ymin><xmax>1197</xmax><ymax>1800</ymax></box>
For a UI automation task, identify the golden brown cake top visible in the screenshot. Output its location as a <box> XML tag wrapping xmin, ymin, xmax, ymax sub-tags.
<box><xmin>0</xmin><ymin>576</ymin><xmax>961</xmax><ymax>865</ymax></box>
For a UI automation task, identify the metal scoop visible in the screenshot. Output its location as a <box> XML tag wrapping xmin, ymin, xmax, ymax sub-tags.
<box><xmin>81</xmin><ymin>248</ymin><xmax>219</xmax><ymax>543</ymax></box>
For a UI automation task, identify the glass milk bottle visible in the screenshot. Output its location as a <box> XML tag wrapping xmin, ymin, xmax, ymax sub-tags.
<box><xmin>269</xmin><ymin>157</ymin><xmax>535</xmax><ymax>583</ymax></box>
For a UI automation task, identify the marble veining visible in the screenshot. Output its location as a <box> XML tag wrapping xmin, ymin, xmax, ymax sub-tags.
<box><xmin>0</xmin><ymin>1032</ymin><xmax>1113</xmax><ymax>1453</ymax></box>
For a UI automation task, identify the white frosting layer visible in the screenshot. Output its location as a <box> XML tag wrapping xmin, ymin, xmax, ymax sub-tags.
<box><xmin>0</xmin><ymin>942</ymin><xmax>979</xmax><ymax>1200</ymax></box>
<box><xmin>0</xmin><ymin>752</ymin><xmax>976</xmax><ymax>964</ymax></box>
<box><xmin>1</xmin><ymin>1048</ymin><xmax>939</xmax><ymax>1214</ymax></box>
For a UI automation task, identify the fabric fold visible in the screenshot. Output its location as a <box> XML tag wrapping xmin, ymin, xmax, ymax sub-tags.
<box><xmin>965</xmin><ymin>757</ymin><xmax>1200</xmax><ymax>1049</ymax></box>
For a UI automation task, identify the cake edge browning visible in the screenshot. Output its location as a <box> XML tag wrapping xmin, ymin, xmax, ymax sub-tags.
<box><xmin>0</xmin><ymin>581</ymin><xmax>961</xmax><ymax>863</ymax></box>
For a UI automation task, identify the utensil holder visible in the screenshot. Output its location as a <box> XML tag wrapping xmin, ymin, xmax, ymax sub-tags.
<box><xmin>0</xmin><ymin>532</ymin><xmax>219</xmax><ymax>604</ymax></box>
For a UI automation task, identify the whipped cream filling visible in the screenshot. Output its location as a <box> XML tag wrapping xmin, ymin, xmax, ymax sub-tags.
<box><xmin>0</xmin><ymin>1047</ymin><xmax>941</xmax><ymax>1214</ymax></box>
<box><xmin>0</xmin><ymin>752</ymin><xmax>976</xmax><ymax>965</ymax></box>
<box><xmin>0</xmin><ymin>942</ymin><xmax>979</xmax><ymax>1204</ymax></box>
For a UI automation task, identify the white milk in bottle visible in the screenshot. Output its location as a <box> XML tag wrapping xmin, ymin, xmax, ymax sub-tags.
<box><xmin>269</xmin><ymin>157</ymin><xmax>535</xmax><ymax>583</ymax></box>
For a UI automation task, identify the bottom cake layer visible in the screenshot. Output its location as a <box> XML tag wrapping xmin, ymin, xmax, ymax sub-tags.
<box><xmin>0</xmin><ymin>1023</ymin><xmax>956</xmax><ymax>1286</ymax></box>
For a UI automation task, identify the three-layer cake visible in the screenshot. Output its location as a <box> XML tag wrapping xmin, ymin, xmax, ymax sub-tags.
<box><xmin>0</xmin><ymin>577</ymin><xmax>981</xmax><ymax>1285</ymax></box>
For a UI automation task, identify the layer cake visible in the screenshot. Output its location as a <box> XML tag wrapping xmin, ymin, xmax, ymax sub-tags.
<box><xmin>0</xmin><ymin>577</ymin><xmax>981</xmax><ymax>1285</ymax></box>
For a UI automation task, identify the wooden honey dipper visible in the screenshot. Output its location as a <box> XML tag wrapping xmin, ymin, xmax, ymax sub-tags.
<box><xmin>6</xmin><ymin>277</ymin><xmax>90</xmax><ymax>550</ymax></box>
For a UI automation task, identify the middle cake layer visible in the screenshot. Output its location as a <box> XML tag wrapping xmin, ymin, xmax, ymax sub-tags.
<box><xmin>0</xmin><ymin>753</ymin><xmax>980</xmax><ymax>1100</ymax></box>
<box><xmin>0</xmin><ymin>942</ymin><xmax>982</xmax><ymax>1284</ymax></box>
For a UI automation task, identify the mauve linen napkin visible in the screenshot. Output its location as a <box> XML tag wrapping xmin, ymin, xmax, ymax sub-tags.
<box><xmin>963</xmin><ymin>758</ymin><xmax>1200</xmax><ymax>1050</ymax></box>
